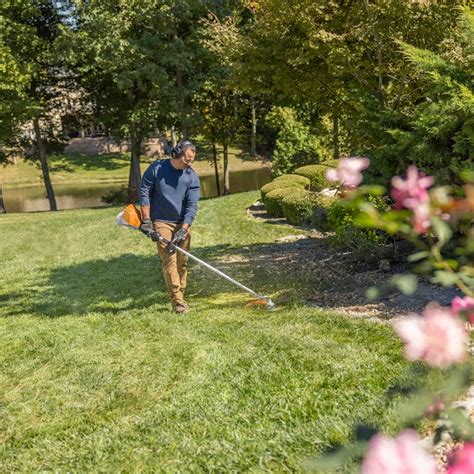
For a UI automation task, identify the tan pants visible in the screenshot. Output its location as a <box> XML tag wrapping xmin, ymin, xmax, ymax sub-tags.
<box><xmin>153</xmin><ymin>221</ymin><xmax>191</xmax><ymax>307</ymax></box>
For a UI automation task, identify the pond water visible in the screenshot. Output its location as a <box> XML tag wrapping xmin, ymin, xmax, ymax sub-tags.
<box><xmin>3</xmin><ymin>167</ymin><xmax>272</xmax><ymax>213</ymax></box>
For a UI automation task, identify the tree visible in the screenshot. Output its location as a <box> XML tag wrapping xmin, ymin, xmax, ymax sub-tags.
<box><xmin>367</xmin><ymin>8</ymin><xmax>474</xmax><ymax>184</ymax></box>
<box><xmin>0</xmin><ymin>0</ymin><xmax>69</xmax><ymax>211</ymax></box>
<box><xmin>69</xmin><ymin>0</ymin><xmax>237</xmax><ymax>203</ymax></box>
<box><xmin>209</xmin><ymin>0</ymin><xmax>464</xmax><ymax>175</ymax></box>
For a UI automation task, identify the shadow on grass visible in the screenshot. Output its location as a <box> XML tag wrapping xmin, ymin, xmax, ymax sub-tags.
<box><xmin>2</xmin><ymin>254</ymin><xmax>168</xmax><ymax>318</ymax></box>
<box><xmin>2</xmin><ymin>238</ymin><xmax>329</xmax><ymax>318</ymax></box>
<box><xmin>5</xmin><ymin>233</ymin><xmax>396</xmax><ymax>319</ymax></box>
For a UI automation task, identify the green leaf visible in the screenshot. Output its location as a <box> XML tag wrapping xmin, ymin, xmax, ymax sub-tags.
<box><xmin>366</xmin><ymin>286</ymin><xmax>380</xmax><ymax>300</ymax></box>
<box><xmin>432</xmin><ymin>217</ymin><xmax>453</xmax><ymax>245</ymax></box>
<box><xmin>397</xmin><ymin>391</ymin><xmax>437</xmax><ymax>423</ymax></box>
<box><xmin>392</xmin><ymin>274</ymin><xmax>418</xmax><ymax>295</ymax></box>
<box><xmin>301</xmin><ymin>443</ymin><xmax>368</xmax><ymax>472</ymax></box>
<box><xmin>397</xmin><ymin>366</ymin><xmax>471</xmax><ymax>424</ymax></box>
<box><xmin>407</xmin><ymin>251</ymin><xmax>429</xmax><ymax>262</ymax></box>
<box><xmin>447</xmin><ymin>408</ymin><xmax>474</xmax><ymax>440</ymax></box>
<box><xmin>355</xmin><ymin>215</ymin><xmax>376</xmax><ymax>227</ymax></box>
<box><xmin>358</xmin><ymin>184</ymin><xmax>386</xmax><ymax>196</ymax></box>
<box><xmin>432</xmin><ymin>270</ymin><xmax>460</xmax><ymax>287</ymax></box>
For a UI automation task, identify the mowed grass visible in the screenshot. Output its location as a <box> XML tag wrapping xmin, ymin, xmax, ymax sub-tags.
<box><xmin>1</xmin><ymin>192</ymin><xmax>422</xmax><ymax>471</ymax></box>
<box><xmin>1</xmin><ymin>147</ymin><xmax>266</xmax><ymax>188</ymax></box>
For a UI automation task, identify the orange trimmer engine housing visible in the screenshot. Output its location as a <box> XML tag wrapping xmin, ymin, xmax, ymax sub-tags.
<box><xmin>115</xmin><ymin>204</ymin><xmax>143</xmax><ymax>230</ymax></box>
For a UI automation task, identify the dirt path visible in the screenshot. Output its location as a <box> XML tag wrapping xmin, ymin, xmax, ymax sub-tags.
<box><xmin>246</xmin><ymin>201</ymin><xmax>462</xmax><ymax>321</ymax></box>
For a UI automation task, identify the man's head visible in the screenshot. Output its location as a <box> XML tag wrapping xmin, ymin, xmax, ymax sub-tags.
<box><xmin>171</xmin><ymin>140</ymin><xmax>196</xmax><ymax>168</ymax></box>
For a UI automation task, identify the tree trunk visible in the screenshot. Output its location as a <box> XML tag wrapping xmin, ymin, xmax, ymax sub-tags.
<box><xmin>212</xmin><ymin>132</ymin><xmax>221</xmax><ymax>197</ymax></box>
<box><xmin>171</xmin><ymin>126</ymin><xmax>177</xmax><ymax>147</ymax></box>
<box><xmin>332</xmin><ymin>112</ymin><xmax>340</xmax><ymax>160</ymax></box>
<box><xmin>177</xmin><ymin>68</ymin><xmax>187</xmax><ymax>139</ymax></box>
<box><xmin>127</xmin><ymin>127</ymin><xmax>142</xmax><ymax>203</ymax></box>
<box><xmin>233</xmin><ymin>95</ymin><xmax>238</xmax><ymax>121</ymax></box>
<box><xmin>377</xmin><ymin>45</ymin><xmax>386</xmax><ymax>107</ymax></box>
<box><xmin>0</xmin><ymin>185</ymin><xmax>6</xmax><ymax>214</ymax></box>
<box><xmin>175</xmin><ymin>33</ymin><xmax>187</xmax><ymax>139</ymax></box>
<box><xmin>33</xmin><ymin>117</ymin><xmax>57</xmax><ymax>211</ymax></box>
<box><xmin>362</xmin><ymin>0</ymin><xmax>386</xmax><ymax>107</ymax></box>
<box><xmin>223</xmin><ymin>139</ymin><xmax>230</xmax><ymax>195</ymax></box>
<box><xmin>250</xmin><ymin>97</ymin><xmax>257</xmax><ymax>159</ymax></box>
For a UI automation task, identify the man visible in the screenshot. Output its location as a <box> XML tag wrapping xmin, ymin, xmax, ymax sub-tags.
<box><xmin>139</xmin><ymin>140</ymin><xmax>200</xmax><ymax>314</ymax></box>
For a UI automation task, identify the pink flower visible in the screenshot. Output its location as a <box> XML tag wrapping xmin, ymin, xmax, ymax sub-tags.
<box><xmin>325</xmin><ymin>157</ymin><xmax>370</xmax><ymax>188</ymax></box>
<box><xmin>362</xmin><ymin>429</ymin><xmax>437</xmax><ymax>474</ymax></box>
<box><xmin>451</xmin><ymin>296</ymin><xmax>474</xmax><ymax>323</ymax></box>
<box><xmin>411</xmin><ymin>203</ymin><xmax>432</xmax><ymax>234</ymax></box>
<box><xmin>394</xmin><ymin>303</ymin><xmax>468</xmax><ymax>368</ymax></box>
<box><xmin>447</xmin><ymin>443</ymin><xmax>474</xmax><ymax>474</ymax></box>
<box><xmin>391</xmin><ymin>165</ymin><xmax>434</xmax><ymax>210</ymax></box>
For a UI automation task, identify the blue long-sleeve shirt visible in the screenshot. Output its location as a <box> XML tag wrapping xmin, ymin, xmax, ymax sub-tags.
<box><xmin>140</xmin><ymin>159</ymin><xmax>200</xmax><ymax>224</ymax></box>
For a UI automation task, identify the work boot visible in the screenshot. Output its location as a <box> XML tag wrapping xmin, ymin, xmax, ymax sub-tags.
<box><xmin>173</xmin><ymin>304</ymin><xmax>188</xmax><ymax>314</ymax></box>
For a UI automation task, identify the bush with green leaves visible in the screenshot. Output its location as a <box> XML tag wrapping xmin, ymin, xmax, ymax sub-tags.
<box><xmin>101</xmin><ymin>185</ymin><xmax>128</xmax><ymax>205</ymax></box>
<box><xmin>260</xmin><ymin>179</ymin><xmax>305</xmax><ymax>201</ymax></box>
<box><xmin>280</xmin><ymin>190</ymin><xmax>320</xmax><ymax>225</ymax></box>
<box><xmin>265</xmin><ymin>106</ymin><xmax>321</xmax><ymax>176</ymax></box>
<box><xmin>293</xmin><ymin>164</ymin><xmax>334</xmax><ymax>191</ymax></box>
<box><xmin>327</xmin><ymin>194</ymin><xmax>389</xmax><ymax>251</ymax></box>
<box><xmin>363</xmin><ymin>12</ymin><xmax>474</xmax><ymax>188</ymax></box>
<box><xmin>320</xmin><ymin>159</ymin><xmax>339</xmax><ymax>168</ymax></box>
<box><xmin>264</xmin><ymin>186</ymin><xmax>303</xmax><ymax>218</ymax></box>
<box><xmin>272</xmin><ymin>173</ymin><xmax>311</xmax><ymax>187</ymax></box>
<box><xmin>310</xmin><ymin>194</ymin><xmax>339</xmax><ymax>231</ymax></box>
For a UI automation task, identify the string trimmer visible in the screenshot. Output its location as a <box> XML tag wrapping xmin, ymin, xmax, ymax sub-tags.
<box><xmin>116</xmin><ymin>204</ymin><xmax>275</xmax><ymax>310</ymax></box>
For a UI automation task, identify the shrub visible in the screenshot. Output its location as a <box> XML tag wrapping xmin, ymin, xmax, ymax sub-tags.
<box><xmin>293</xmin><ymin>164</ymin><xmax>333</xmax><ymax>191</ymax></box>
<box><xmin>320</xmin><ymin>159</ymin><xmax>339</xmax><ymax>168</ymax></box>
<box><xmin>101</xmin><ymin>185</ymin><xmax>128</xmax><ymax>205</ymax></box>
<box><xmin>281</xmin><ymin>190</ymin><xmax>320</xmax><ymax>225</ymax></box>
<box><xmin>310</xmin><ymin>194</ymin><xmax>338</xmax><ymax>231</ymax></box>
<box><xmin>327</xmin><ymin>195</ymin><xmax>389</xmax><ymax>251</ymax></box>
<box><xmin>264</xmin><ymin>186</ymin><xmax>303</xmax><ymax>217</ymax></box>
<box><xmin>260</xmin><ymin>180</ymin><xmax>305</xmax><ymax>201</ymax></box>
<box><xmin>265</xmin><ymin>106</ymin><xmax>321</xmax><ymax>175</ymax></box>
<box><xmin>272</xmin><ymin>174</ymin><xmax>311</xmax><ymax>188</ymax></box>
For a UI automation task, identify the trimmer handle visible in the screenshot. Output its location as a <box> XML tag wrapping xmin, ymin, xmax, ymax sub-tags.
<box><xmin>149</xmin><ymin>231</ymin><xmax>169</xmax><ymax>244</ymax></box>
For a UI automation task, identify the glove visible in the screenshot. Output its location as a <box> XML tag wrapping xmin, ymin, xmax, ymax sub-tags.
<box><xmin>150</xmin><ymin>230</ymin><xmax>161</xmax><ymax>242</ymax></box>
<box><xmin>172</xmin><ymin>227</ymin><xmax>188</xmax><ymax>244</ymax></box>
<box><xmin>139</xmin><ymin>218</ymin><xmax>154</xmax><ymax>236</ymax></box>
<box><xmin>166</xmin><ymin>227</ymin><xmax>188</xmax><ymax>254</ymax></box>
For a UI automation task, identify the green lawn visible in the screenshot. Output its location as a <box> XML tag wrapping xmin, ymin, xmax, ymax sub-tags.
<box><xmin>1</xmin><ymin>147</ymin><xmax>266</xmax><ymax>188</ymax></box>
<box><xmin>1</xmin><ymin>192</ymin><xmax>424</xmax><ymax>471</ymax></box>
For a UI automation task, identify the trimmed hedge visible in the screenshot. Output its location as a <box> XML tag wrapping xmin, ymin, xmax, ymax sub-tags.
<box><xmin>320</xmin><ymin>159</ymin><xmax>339</xmax><ymax>168</ymax></box>
<box><xmin>293</xmin><ymin>164</ymin><xmax>333</xmax><ymax>191</ymax></box>
<box><xmin>264</xmin><ymin>186</ymin><xmax>303</xmax><ymax>217</ymax></box>
<box><xmin>327</xmin><ymin>195</ymin><xmax>390</xmax><ymax>251</ymax></box>
<box><xmin>310</xmin><ymin>194</ymin><xmax>339</xmax><ymax>231</ymax></box>
<box><xmin>281</xmin><ymin>190</ymin><xmax>320</xmax><ymax>225</ymax></box>
<box><xmin>260</xmin><ymin>179</ymin><xmax>305</xmax><ymax>201</ymax></box>
<box><xmin>272</xmin><ymin>174</ymin><xmax>311</xmax><ymax>188</ymax></box>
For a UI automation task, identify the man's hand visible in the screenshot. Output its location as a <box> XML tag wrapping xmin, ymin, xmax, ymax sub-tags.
<box><xmin>173</xmin><ymin>227</ymin><xmax>188</xmax><ymax>244</ymax></box>
<box><xmin>139</xmin><ymin>218</ymin><xmax>154</xmax><ymax>236</ymax></box>
<box><xmin>166</xmin><ymin>227</ymin><xmax>188</xmax><ymax>254</ymax></box>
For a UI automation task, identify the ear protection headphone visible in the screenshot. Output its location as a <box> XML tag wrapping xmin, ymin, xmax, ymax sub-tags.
<box><xmin>171</xmin><ymin>140</ymin><xmax>195</xmax><ymax>158</ymax></box>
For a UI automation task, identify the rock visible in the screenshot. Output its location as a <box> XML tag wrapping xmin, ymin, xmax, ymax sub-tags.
<box><xmin>275</xmin><ymin>234</ymin><xmax>307</xmax><ymax>243</ymax></box>
<box><xmin>320</xmin><ymin>188</ymin><xmax>338</xmax><ymax>197</ymax></box>
<box><xmin>453</xmin><ymin>399</ymin><xmax>474</xmax><ymax>412</ymax></box>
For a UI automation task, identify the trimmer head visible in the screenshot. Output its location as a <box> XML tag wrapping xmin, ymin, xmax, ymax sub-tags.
<box><xmin>245</xmin><ymin>298</ymin><xmax>276</xmax><ymax>311</ymax></box>
<box><xmin>265</xmin><ymin>299</ymin><xmax>276</xmax><ymax>311</ymax></box>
